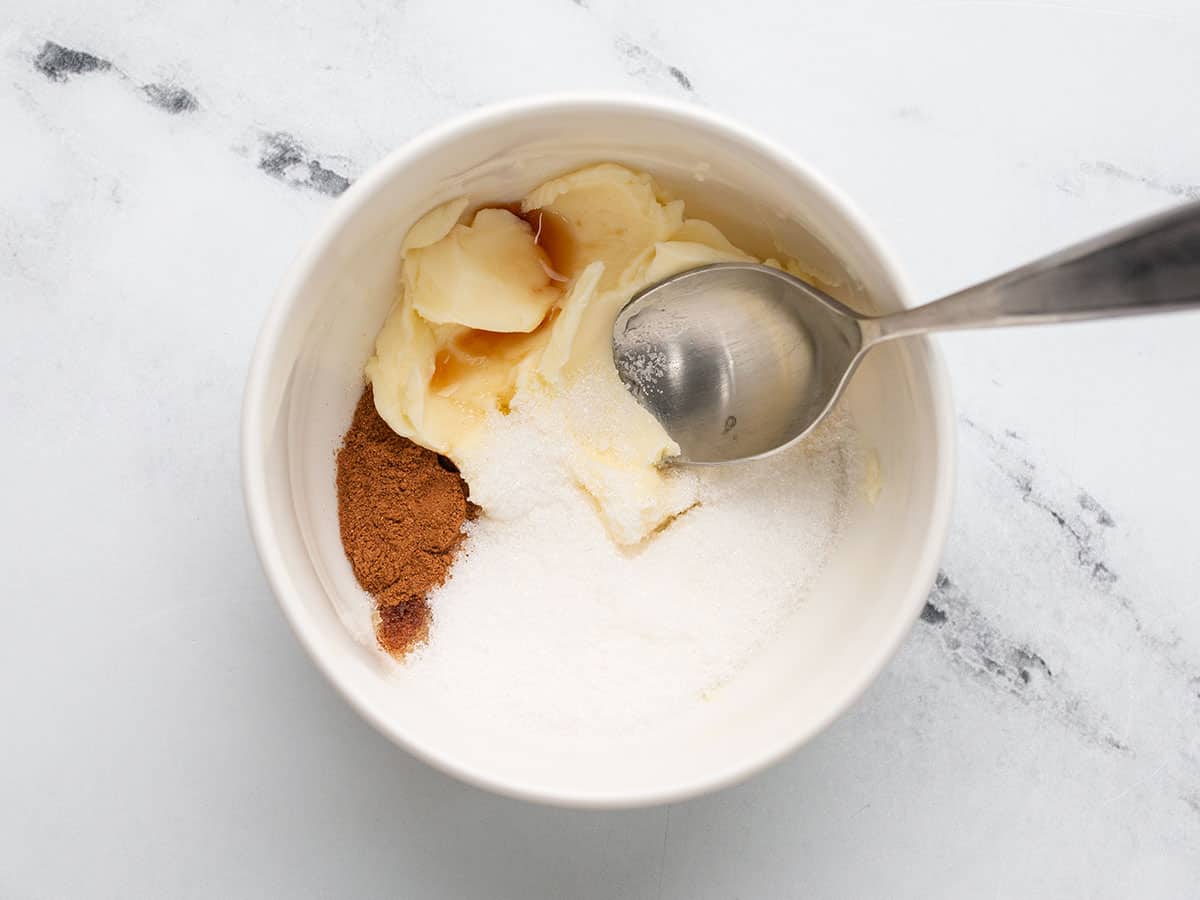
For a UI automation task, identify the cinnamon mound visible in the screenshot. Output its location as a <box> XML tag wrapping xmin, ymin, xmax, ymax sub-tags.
<box><xmin>336</xmin><ymin>386</ymin><xmax>476</xmax><ymax>657</ymax></box>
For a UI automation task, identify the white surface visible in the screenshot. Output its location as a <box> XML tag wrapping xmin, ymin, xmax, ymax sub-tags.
<box><xmin>242</xmin><ymin>95</ymin><xmax>953</xmax><ymax>805</ymax></box>
<box><xmin>2</xmin><ymin>0</ymin><xmax>1199</xmax><ymax>895</ymax></box>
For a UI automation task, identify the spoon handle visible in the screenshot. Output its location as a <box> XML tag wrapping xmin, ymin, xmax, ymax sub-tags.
<box><xmin>864</xmin><ymin>200</ymin><xmax>1200</xmax><ymax>343</ymax></box>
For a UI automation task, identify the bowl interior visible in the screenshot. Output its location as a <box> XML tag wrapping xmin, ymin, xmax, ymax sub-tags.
<box><xmin>244</xmin><ymin>98</ymin><xmax>952</xmax><ymax>806</ymax></box>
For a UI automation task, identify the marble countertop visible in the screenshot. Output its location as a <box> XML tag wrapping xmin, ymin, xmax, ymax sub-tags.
<box><xmin>3</xmin><ymin>0</ymin><xmax>1199</xmax><ymax>896</ymax></box>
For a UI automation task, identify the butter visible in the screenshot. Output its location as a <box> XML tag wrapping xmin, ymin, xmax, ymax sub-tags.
<box><xmin>406</xmin><ymin>208</ymin><xmax>561</xmax><ymax>332</ymax></box>
<box><xmin>400</xmin><ymin>196</ymin><xmax>469</xmax><ymax>254</ymax></box>
<box><xmin>367</xmin><ymin>164</ymin><xmax>786</xmax><ymax>544</ymax></box>
<box><xmin>521</xmin><ymin>163</ymin><xmax>684</xmax><ymax>288</ymax></box>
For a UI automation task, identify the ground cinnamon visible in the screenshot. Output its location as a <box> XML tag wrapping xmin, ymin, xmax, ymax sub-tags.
<box><xmin>336</xmin><ymin>386</ymin><xmax>476</xmax><ymax>658</ymax></box>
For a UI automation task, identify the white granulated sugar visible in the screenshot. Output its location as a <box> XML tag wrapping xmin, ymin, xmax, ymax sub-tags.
<box><xmin>391</xmin><ymin>384</ymin><xmax>859</xmax><ymax>744</ymax></box>
<box><xmin>617</xmin><ymin>344</ymin><xmax>669</xmax><ymax>397</ymax></box>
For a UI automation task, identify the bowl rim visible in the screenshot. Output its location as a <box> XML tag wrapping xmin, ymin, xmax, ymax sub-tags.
<box><xmin>241</xmin><ymin>92</ymin><xmax>956</xmax><ymax>809</ymax></box>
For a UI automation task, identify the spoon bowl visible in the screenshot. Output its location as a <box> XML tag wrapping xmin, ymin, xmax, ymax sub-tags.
<box><xmin>613</xmin><ymin>264</ymin><xmax>864</xmax><ymax>463</ymax></box>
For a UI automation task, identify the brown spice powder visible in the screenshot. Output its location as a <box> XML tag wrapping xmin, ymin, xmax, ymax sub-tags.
<box><xmin>336</xmin><ymin>386</ymin><xmax>477</xmax><ymax>658</ymax></box>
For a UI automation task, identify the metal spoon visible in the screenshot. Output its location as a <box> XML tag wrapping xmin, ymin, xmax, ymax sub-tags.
<box><xmin>613</xmin><ymin>202</ymin><xmax>1200</xmax><ymax>464</ymax></box>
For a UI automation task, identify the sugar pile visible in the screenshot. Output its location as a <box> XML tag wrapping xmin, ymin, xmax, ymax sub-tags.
<box><xmin>387</xmin><ymin>373</ymin><xmax>861</xmax><ymax>743</ymax></box>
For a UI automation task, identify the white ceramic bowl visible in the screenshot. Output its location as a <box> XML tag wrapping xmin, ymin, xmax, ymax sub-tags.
<box><xmin>242</xmin><ymin>94</ymin><xmax>955</xmax><ymax>808</ymax></box>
